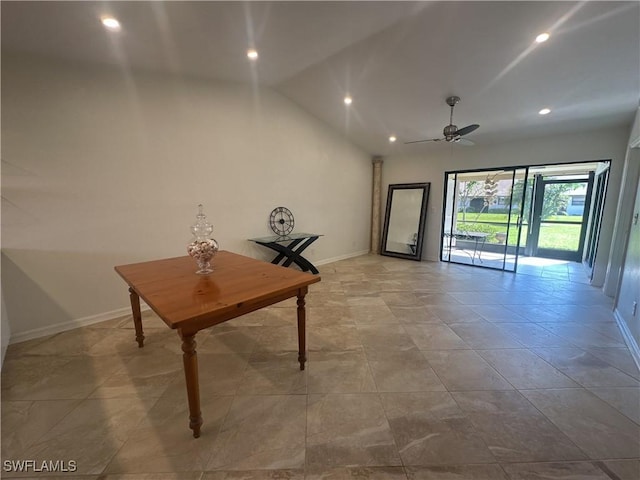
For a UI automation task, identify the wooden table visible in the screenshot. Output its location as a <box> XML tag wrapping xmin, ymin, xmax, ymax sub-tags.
<box><xmin>115</xmin><ymin>251</ymin><xmax>321</xmax><ymax>438</ymax></box>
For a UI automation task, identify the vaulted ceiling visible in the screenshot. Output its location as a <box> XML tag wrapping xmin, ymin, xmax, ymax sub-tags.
<box><xmin>2</xmin><ymin>1</ymin><xmax>638</xmax><ymax>154</ymax></box>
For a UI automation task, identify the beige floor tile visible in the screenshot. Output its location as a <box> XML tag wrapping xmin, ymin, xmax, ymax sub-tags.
<box><xmin>492</xmin><ymin>323</ymin><xmax>573</xmax><ymax>348</ymax></box>
<box><xmin>406</xmin><ymin>464</ymin><xmax>509</xmax><ymax>479</ymax></box>
<box><xmin>415</xmin><ymin>293</ymin><xmax>463</xmax><ymax>306</ymax></box>
<box><xmin>237</xmin><ymin>351</ymin><xmax>307</xmax><ymax>394</ymax></box>
<box><xmin>585</xmin><ymin>347</ymin><xmax>640</xmax><ymax>380</ymax></box>
<box><xmin>425</xmin><ymin>305</ymin><xmax>484</xmax><ymax>324</ymax></box>
<box><xmin>183</xmin><ymin>353</ymin><xmax>251</xmax><ymax>397</ymax></box>
<box><xmin>402</xmin><ymin>324</ymin><xmax>469</xmax><ymax>350</ymax></box>
<box><xmin>197</xmin><ymin>326</ymin><xmax>262</xmax><ymax>354</ymax></box>
<box><xmin>89</xmin><ymin>352</ymin><xmax>183</xmax><ymax>399</ymax></box>
<box><xmin>381</xmin><ymin>292</ymin><xmax>423</xmax><ymax>307</ymax></box>
<box><xmin>365</xmin><ymin>347</ymin><xmax>446</xmax><ymax>392</ymax></box>
<box><xmin>600</xmin><ymin>459</ymin><xmax>640</xmax><ymax>480</ymax></box>
<box><xmin>356</xmin><ymin>324</ymin><xmax>416</xmax><ymax>351</ymax></box>
<box><xmin>448</xmin><ymin>323</ymin><xmax>523</xmax><ymax>349</ymax></box>
<box><xmin>21</xmin><ymin>397</ymin><xmax>157</xmax><ymax>475</ymax></box>
<box><xmin>468</xmin><ymin>304</ymin><xmax>529</xmax><ymax>323</ymax></box>
<box><xmin>390</xmin><ymin>306</ymin><xmax>443</xmax><ymax>324</ymax></box>
<box><xmin>307</xmin><ymin>306</ymin><xmax>355</xmax><ymax>326</ymax></box>
<box><xmin>308</xmin><ymin>293</ymin><xmax>349</xmax><ymax>307</ymax></box>
<box><xmin>1</xmin><ymin>355</ymin><xmax>126</xmax><ymax>401</ymax></box>
<box><xmin>532</xmin><ymin>347</ymin><xmax>640</xmax><ymax>387</ymax></box>
<box><xmin>104</xmin><ymin>393</ymin><xmax>232</xmax><ymax>473</ymax></box>
<box><xmin>477</xmin><ymin>349</ymin><xmax>578</xmax><ymax>389</ymax></box>
<box><xmin>521</xmin><ymin>388</ymin><xmax>640</xmax><ymax>459</ymax></box>
<box><xmin>538</xmin><ymin>323</ymin><xmax>626</xmax><ymax>348</ymax></box>
<box><xmin>346</xmin><ymin>295</ymin><xmax>387</xmax><ymax>307</ymax></box>
<box><xmin>501</xmin><ymin>461</ymin><xmax>612</xmax><ymax>479</ymax></box>
<box><xmin>1</xmin><ymin>399</ymin><xmax>81</xmax><ymax>460</ymax></box>
<box><xmin>309</xmin><ymin>324</ymin><xmax>363</xmax><ymax>351</ymax></box>
<box><xmin>380</xmin><ymin>391</ymin><xmax>495</xmax><ymax>466</ymax></box>
<box><xmin>19</xmin><ymin>328</ymin><xmax>110</xmax><ymax>357</ymax></box>
<box><xmin>305</xmin><ymin>466</ymin><xmax>407</xmax><ymax>479</ymax></box>
<box><xmin>306</xmin><ymin>393</ymin><xmax>400</xmax><ymax>468</ymax></box>
<box><xmin>99</xmin><ymin>474</ymin><xmax>201</xmax><ymax>480</ymax></box>
<box><xmin>206</xmin><ymin>395</ymin><xmax>306</xmax><ymax>470</ymax></box>
<box><xmin>349</xmin><ymin>305</ymin><xmax>398</xmax><ymax>324</ymax></box>
<box><xmin>307</xmin><ymin>350</ymin><xmax>376</xmax><ymax>394</ymax></box>
<box><xmin>203</xmin><ymin>471</ymin><xmax>304</xmax><ymax>480</ymax></box>
<box><xmin>464</xmin><ymin>410</ymin><xmax>587</xmax><ymax>462</ymax></box>
<box><xmin>586</xmin><ymin>386</ymin><xmax>640</xmax><ymax>423</ymax></box>
<box><xmin>422</xmin><ymin>350</ymin><xmax>513</xmax><ymax>391</ymax></box>
<box><xmin>254</xmin><ymin>325</ymin><xmax>302</xmax><ymax>352</ymax></box>
<box><xmin>3</xmin><ymin>254</ymin><xmax>637</xmax><ymax>477</ymax></box>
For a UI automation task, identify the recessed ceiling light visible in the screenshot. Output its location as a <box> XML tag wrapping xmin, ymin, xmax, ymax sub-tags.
<box><xmin>389</xmin><ymin>136</ymin><xmax>397</xmax><ymax>143</ymax></box>
<box><xmin>539</xmin><ymin>108</ymin><xmax>551</xmax><ymax>115</ymax></box>
<box><xmin>101</xmin><ymin>16</ymin><xmax>121</xmax><ymax>31</ymax></box>
<box><xmin>535</xmin><ymin>32</ymin><xmax>550</xmax><ymax>43</ymax></box>
<box><xmin>344</xmin><ymin>95</ymin><xmax>353</xmax><ymax>105</ymax></box>
<box><xmin>247</xmin><ymin>49</ymin><xmax>258</xmax><ymax>60</ymax></box>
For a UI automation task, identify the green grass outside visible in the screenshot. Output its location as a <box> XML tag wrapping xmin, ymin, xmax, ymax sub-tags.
<box><xmin>456</xmin><ymin>213</ymin><xmax>582</xmax><ymax>251</ymax></box>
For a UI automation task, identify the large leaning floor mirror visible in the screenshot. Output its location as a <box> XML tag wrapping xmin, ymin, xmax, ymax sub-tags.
<box><xmin>381</xmin><ymin>183</ymin><xmax>430</xmax><ymax>260</ymax></box>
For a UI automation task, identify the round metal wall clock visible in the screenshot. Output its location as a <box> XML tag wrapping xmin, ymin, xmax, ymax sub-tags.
<box><xmin>269</xmin><ymin>207</ymin><xmax>295</xmax><ymax>236</ymax></box>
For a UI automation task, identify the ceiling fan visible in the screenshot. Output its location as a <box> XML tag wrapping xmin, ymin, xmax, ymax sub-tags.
<box><xmin>405</xmin><ymin>96</ymin><xmax>479</xmax><ymax>145</ymax></box>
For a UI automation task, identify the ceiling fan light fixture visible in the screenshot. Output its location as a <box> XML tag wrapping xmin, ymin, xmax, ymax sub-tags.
<box><xmin>101</xmin><ymin>16</ymin><xmax>121</xmax><ymax>31</ymax></box>
<box><xmin>405</xmin><ymin>95</ymin><xmax>479</xmax><ymax>145</ymax></box>
<box><xmin>535</xmin><ymin>32</ymin><xmax>550</xmax><ymax>43</ymax></box>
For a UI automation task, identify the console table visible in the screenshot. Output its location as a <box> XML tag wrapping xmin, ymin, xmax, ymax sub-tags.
<box><xmin>249</xmin><ymin>233</ymin><xmax>322</xmax><ymax>274</ymax></box>
<box><xmin>115</xmin><ymin>251</ymin><xmax>320</xmax><ymax>438</ymax></box>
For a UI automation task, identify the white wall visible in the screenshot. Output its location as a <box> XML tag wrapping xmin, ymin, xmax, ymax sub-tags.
<box><xmin>1</xmin><ymin>287</ymin><xmax>10</xmax><ymax>367</ymax></box>
<box><xmin>382</xmin><ymin>127</ymin><xmax>629</xmax><ymax>287</ymax></box>
<box><xmin>1</xmin><ymin>53</ymin><xmax>372</xmax><ymax>341</ymax></box>
<box><xmin>612</xmin><ymin>107</ymin><xmax>640</xmax><ymax>366</ymax></box>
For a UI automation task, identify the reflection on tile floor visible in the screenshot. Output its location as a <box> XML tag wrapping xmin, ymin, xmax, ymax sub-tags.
<box><xmin>2</xmin><ymin>254</ymin><xmax>639</xmax><ymax>479</ymax></box>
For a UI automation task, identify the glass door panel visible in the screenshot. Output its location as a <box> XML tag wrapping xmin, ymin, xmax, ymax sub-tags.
<box><xmin>531</xmin><ymin>180</ymin><xmax>590</xmax><ymax>261</ymax></box>
<box><xmin>442</xmin><ymin>167</ymin><xmax>526</xmax><ymax>271</ymax></box>
<box><xmin>503</xmin><ymin>168</ymin><xmax>528</xmax><ymax>272</ymax></box>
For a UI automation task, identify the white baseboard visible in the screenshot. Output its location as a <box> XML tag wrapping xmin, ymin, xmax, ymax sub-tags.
<box><xmin>9</xmin><ymin>303</ymin><xmax>150</xmax><ymax>345</ymax></box>
<box><xmin>7</xmin><ymin>250</ymin><xmax>367</xmax><ymax>345</ymax></box>
<box><xmin>315</xmin><ymin>250</ymin><xmax>370</xmax><ymax>266</ymax></box>
<box><xmin>614</xmin><ymin>308</ymin><xmax>640</xmax><ymax>372</ymax></box>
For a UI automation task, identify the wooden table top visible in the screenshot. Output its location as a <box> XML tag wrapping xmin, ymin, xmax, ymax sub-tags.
<box><xmin>115</xmin><ymin>251</ymin><xmax>321</xmax><ymax>329</ymax></box>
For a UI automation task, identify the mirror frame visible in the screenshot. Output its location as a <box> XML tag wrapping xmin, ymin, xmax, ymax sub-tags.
<box><xmin>380</xmin><ymin>182</ymin><xmax>430</xmax><ymax>261</ymax></box>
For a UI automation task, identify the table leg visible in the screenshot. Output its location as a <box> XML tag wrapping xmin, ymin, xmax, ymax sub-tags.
<box><xmin>282</xmin><ymin>237</ymin><xmax>319</xmax><ymax>273</ymax></box>
<box><xmin>128</xmin><ymin>288</ymin><xmax>145</xmax><ymax>347</ymax></box>
<box><xmin>255</xmin><ymin>237</ymin><xmax>320</xmax><ymax>274</ymax></box>
<box><xmin>272</xmin><ymin>238</ymin><xmax>305</xmax><ymax>265</ymax></box>
<box><xmin>477</xmin><ymin>237</ymin><xmax>486</xmax><ymax>262</ymax></box>
<box><xmin>296</xmin><ymin>292</ymin><xmax>307</xmax><ymax>370</ymax></box>
<box><xmin>180</xmin><ymin>331</ymin><xmax>202</xmax><ymax>438</ymax></box>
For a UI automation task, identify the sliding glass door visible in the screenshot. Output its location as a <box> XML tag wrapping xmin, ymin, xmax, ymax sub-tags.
<box><xmin>442</xmin><ymin>161</ymin><xmax>610</xmax><ymax>274</ymax></box>
<box><xmin>527</xmin><ymin>174</ymin><xmax>593</xmax><ymax>262</ymax></box>
<box><xmin>442</xmin><ymin>167</ymin><xmax>527</xmax><ymax>271</ymax></box>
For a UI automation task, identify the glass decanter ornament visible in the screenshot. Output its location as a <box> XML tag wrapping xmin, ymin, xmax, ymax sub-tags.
<box><xmin>187</xmin><ymin>204</ymin><xmax>219</xmax><ymax>274</ymax></box>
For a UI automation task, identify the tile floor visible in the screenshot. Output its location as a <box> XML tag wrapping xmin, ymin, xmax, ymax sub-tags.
<box><xmin>2</xmin><ymin>254</ymin><xmax>639</xmax><ymax>479</ymax></box>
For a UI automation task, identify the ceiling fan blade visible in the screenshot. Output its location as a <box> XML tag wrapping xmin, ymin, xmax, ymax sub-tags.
<box><xmin>455</xmin><ymin>124</ymin><xmax>480</xmax><ymax>136</ymax></box>
<box><xmin>404</xmin><ymin>138</ymin><xmax>443</xmax><ymax>145</ymax></box>
<box><xmin>454</xmin><ymin>137</ymin><xmax>475</xmax><ymax>146</ymax></box>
